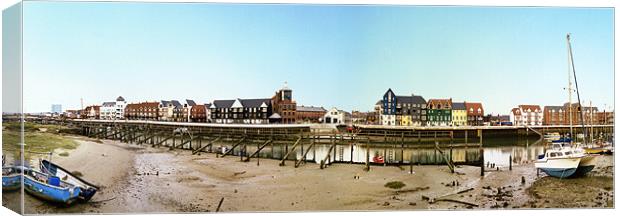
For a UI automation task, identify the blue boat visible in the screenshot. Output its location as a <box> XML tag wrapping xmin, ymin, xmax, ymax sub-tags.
<box><xmin>552</xmin><ymin>137</ymin><xmax>572</xmax><ymax>143</ymax></box>
<box><xmin>23</xmin><ymin>168</ymin><xmax>81</xmax><ymax>205</ymax></box>
<box><xmin>2</xmin><ymin>166</ymin><xmax>22</xmax><ymax>191</ymax></box>
<box><xmin>40</xmin><ymin>160</ymin><xmax>99</xmax><ymax>202</ymax></box>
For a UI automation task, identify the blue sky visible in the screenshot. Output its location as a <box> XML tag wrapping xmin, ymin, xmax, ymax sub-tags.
<box><xmin>21</xmin><ymin>2</ymin><xmax>614</xmax><ymax>114</ymax></box>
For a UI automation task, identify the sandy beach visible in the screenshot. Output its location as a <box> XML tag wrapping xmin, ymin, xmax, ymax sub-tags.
<box><xmin>3</xmin><ymin>135</ymin><xmax>614</xmax><ymax>214</ymax></box>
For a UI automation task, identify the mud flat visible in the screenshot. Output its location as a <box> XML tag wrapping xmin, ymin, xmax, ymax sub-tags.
<box><xmin>6</xmin><ymin>136</ymin><xmax>614</xmax><ymax>214</ymax></box>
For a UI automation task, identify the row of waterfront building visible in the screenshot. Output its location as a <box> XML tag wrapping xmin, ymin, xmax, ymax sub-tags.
<box><xmin>59</xmin><ymin>85</ymin><xmax>613</xmax><ymax>126</ymax></box>
<box><xmin>67</xmin><ymin>83</ymin><xmax>350</xmax><ymax>125</ymax></box>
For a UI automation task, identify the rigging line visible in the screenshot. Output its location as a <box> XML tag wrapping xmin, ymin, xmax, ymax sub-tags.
<box><xmin>567</xmin><ymin>34</ymin><xmax>588</xmax><ymax>145</ymax></box>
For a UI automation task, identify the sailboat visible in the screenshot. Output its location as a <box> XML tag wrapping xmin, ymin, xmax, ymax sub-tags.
<box><xmin>535</xmin><ymin>34</ymin><xmax>597</xmax><ymax>178</ymax></box>
<box><xmin>564</xmin><ymin>33</ymin><xmax>597</xmax><ymax>177</ymax></box>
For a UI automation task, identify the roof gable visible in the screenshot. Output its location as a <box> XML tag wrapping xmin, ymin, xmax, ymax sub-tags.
<box><xmin>231</xmin><ymin>99</ymin><xmax>243</xmax><ymax>108</ymax></box>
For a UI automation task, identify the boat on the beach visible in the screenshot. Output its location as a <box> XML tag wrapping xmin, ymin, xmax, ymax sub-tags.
<box><xmin>535</xmin><ymin>145</ymin><xmax>581</xmax><ymax>178</ymax></box>
<box><xmin>2</xmin><ymin>166</ymin><xmax>22</xmax><ymax>191</ymax></box>
<box><xmin>40</xmin><ymin>159</ymin><xmax>99</xmax><ymax>202</ymax></box>
<box><xmin>372</xmin><ymin>155</ymin><xmax>384</xmax><ymax>163</ymax></box>
<box><xmin>534</xmin><ymin>34</ymin><xmax>599</xmax><ymax>179</ymax></box>
<box><xmin>23</xmin><ymin>167</ymin><xmax>82</xmax><ymax>205</ymax></box>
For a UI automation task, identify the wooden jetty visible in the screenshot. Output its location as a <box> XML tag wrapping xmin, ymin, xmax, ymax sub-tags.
<box><xmin>16</xmin><ymin>118</ymin><xmax>615</xmax><ymax>170</ymax></box>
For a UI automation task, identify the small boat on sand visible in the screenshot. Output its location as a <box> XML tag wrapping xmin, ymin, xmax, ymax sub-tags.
<box><xmin>40</xmin><ymin>159</ymin><xmax>99</xmax><ymax>202</ymax></box>
<box><xmin>23</xmin><ymin>167</ymin><xmax>82</xmax><ymax>205</ymax></box>
<box><xmin>372</xmin><ymin>155</ymin><xmax>384</xmax><ymax>163</ymax></box>
<box><xmin>2</xmin><ymin>166</ymin><xmax>23</xmax><ymax>191</ymax></box>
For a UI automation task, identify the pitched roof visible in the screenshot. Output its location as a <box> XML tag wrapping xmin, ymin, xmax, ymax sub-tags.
<box><xmin>185</xmin><ymin>99</ymin><xmax>196</xmax><ymax>106</ymax></box>
<box><xmin>518</xmin><ymin>105</ymin><xmax>541</xmax><ymax>112</ymax></box>
<box><xmin>297</xmin><ymin>106</ymin><xmax>327</xmax><ymax>112</ymax></box>
<box><xmin>544</xmin><ymin>106</ymin><xmax>564</xmax><ymax>111</ymax></box>
<box><xmin>428</xmin><ymin>98</ymin><xmax>452</xmax><ymax>109</ymax></box>
<box><xmin>240</xmin><ymin>98</ymin><xmax>271</xmax><ymax>108</ymax></box>
<box><xmin>452</xmin><ymin>102</ymin><xmax>466</xmax><ymax>110</ymax></box>
<box><xmin>269</xmin><ymin>113</ymin><xmax>282</xmax><ymax>119</ymax></box>
<box><xmin>465</xmin><ymin>102</ymin><xmax>483</xmax><ymax>114</ymax></box>
<box><xmin>160</xmin><ymin>100</ymin><xmax>171</xmax><ymax>107</ymax></box>
<box><xmin>102</xmin><ymin>102</ymin><xmax>115</xmax><ymax>107</ymax></box>
<box><xmin>395</xmin><ymin>95</ymin><xmax>427</xmax><ymax>104</ymax></box>
<box><xmin>212</xmin><ymin>100</ymin><xmax>235</xmax><ymax>108</ymax></box>
<box><xmin>116</xmin><ymin>96</ymin><xmax>125</xmax><ymax>102</ymax></box>
<box><xmin>511</xmin><ymin>108</ymin><xmax>520</xmax><ymax>115</ymax></box>
<box><xmin>171</xmin><ymin>100</ymin><xmax>182</xmax><ymax>108</ymax></box>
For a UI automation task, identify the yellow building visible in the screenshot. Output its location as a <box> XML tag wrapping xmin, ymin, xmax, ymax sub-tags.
<box><xmin>452</xmin><ymin>102</ymin><xmax>467</xmax><ymax>126</ymax></box>
<box><xmin>399</xmin><ymin>115</ymin><xmax>412</xmax><ymax>126</ymax></box>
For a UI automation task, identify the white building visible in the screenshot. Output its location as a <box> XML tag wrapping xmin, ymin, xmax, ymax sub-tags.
<box><xmin>510</xmin><ymin>105</ymin><xmax>543</xmax><ymax>126</ymax></box>
<box><xmin>322</xmin><ymin>107</ymin><xmax>352</xmax><ymax>125</ymax></box>
<box><xmin>100</xmin><ymin>96</ymin><xmax>127</xmax><ymax>120</ymax></box>
<box><xmin>381</xmin><ymin>114</ymin><xmax>396</xmax><ymax>126</ymax></box>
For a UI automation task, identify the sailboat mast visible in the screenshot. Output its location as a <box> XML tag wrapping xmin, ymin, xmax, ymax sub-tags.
<box><xmin>567</xmin><ymin>33</ymin><xmax>588</xmax><ymax>144</ymax></box>
<box><xmin>566</xmin><ymin>34</ymin><xmax>573</xmax><ymax>143</ymax></box>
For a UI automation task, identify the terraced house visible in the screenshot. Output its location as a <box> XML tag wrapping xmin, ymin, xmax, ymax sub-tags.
<box><xmin>427</xmin><ymin>99</ymin><xmax>452</xmax><ymax>126</ymax></box>
<box><xmin>510</xmin><ymin>105</ymin><xmax>542</xmax><ymax>126</ymax></box>
<box><xmin>209</xmin><ymin>98</ymin><xmax>272</xmax><ymax>124</ymax></box>
<box><xmin>125</xmin><ymin>102</ymin><xmax>160</xmax><ymax>120</ymax></box>
<box><xmin>465</xmin><ymin>102</ymin><xmax>484</xmax><ymax>126</ymax></box>
<box><xmin>159</xmin><ymin>100</ymin><xmax>183</xmax><ymax>122</ymax></box>
<box><xmin>182</xmin><ymin>99</ymin><xmax>197</xmax><ymax>122</ymax></box>
<box><xmin>451</xmin><ymin>102</ymin><xmax>467</xmax><ymax>126</ymax></box>
<box><xmin>379</xmin><ymin>89</ymin><xmax>427</xmax><ymax>126</ymax></box>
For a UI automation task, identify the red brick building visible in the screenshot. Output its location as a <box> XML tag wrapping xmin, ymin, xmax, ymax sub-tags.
<box><xmin>271</xmin><ymin>82</ymin><xmax>297</xmax><ymax>124</ymax></box>
<box><xmin>296</xmin><ymin>106</ymin><xmax>326</xmax><ymax>123</ymax></box>
<box><xmin>125</xmin><ymin>102</ymin><xmax>160</xmax><ymax>120</ymax></box>
<box><xmin>190</xmin><ymin>104</ymin><xmax>207</xmax><ymax>122</ymax></box>
<box><xmin>543</xmin><ymin>103</ymin><xmax>599</xmax><ymax>125</ymax></box>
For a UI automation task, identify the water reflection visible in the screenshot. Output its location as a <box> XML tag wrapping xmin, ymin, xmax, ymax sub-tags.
<box><xmin>221</xmin><ymin>137</ymin><xmax>544</xmax><ymax>166</ymax></box>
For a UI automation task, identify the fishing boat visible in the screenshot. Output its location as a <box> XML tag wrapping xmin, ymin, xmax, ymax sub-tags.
<box><xmin>40</xmin><ymin>159</ymin><xmax>99</xmax><ymax>202</ymax></box>
<box><xmin>535</xmin><ymin>145</ymin><xmax>581</xmax><ymax>178</ymax></box>
<box><xmin>2</xmin><ymin>166</ymin><xmax>22</xmax><ymax>191</ymax></box>
<box><xmin>23</xmin><ymin>167</ymin><xmax>82</xmax><ymax>205</ymax></box>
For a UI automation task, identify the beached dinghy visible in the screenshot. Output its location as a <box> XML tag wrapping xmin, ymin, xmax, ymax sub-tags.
<box><xmin>2</xmin><ymin>166</ymin><xmax>22</xmax><ymax>191</ymax></box>
<box><xmin>40</xmin><ymin>159</ymin><xmax>99</xmax><ymax>202</ymax></box>
<box><xmin>23</xmin><ymin>168</ymin><xmax>81</xmax><ymax>205</ymax></box>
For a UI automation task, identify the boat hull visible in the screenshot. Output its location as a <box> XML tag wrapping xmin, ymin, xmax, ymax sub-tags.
<box><xmin>2</xmin><ymin>174</ymin><xmax>21</xmax><ymax>191</ymax></box>
<box><xmin>584</xmin><ymin>148</ymin><xmax>607</xmax><ymax>155</ymax></box>
<box><xmin>40</xmin><ymin>160</ymin><xmax>99</xmax><ymax>202</ymax></box>
<box><xmin>539</xmin><ymin>167</ymin><xmax>578</xmax><ymax>178</ymax></box>
<box><xmin>535</xmin><ymin>157</ymin><xmax>581</xmax><ymax>179</ymax></box>
<box><xmin>573</xmin><ymin>155</ymin><xmax>597</xmax><ymax>177</ymax></box>
<box><xmin>23</xmin><ymin>172</ymin><xmax>81</xmax><ymax>205</ymax></box>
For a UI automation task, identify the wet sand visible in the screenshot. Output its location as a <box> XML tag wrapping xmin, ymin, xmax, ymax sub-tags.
<box><xmin>4</xmin><ymin>137</ymin><xmax>614</xmax><ymax>214</ymax></box>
